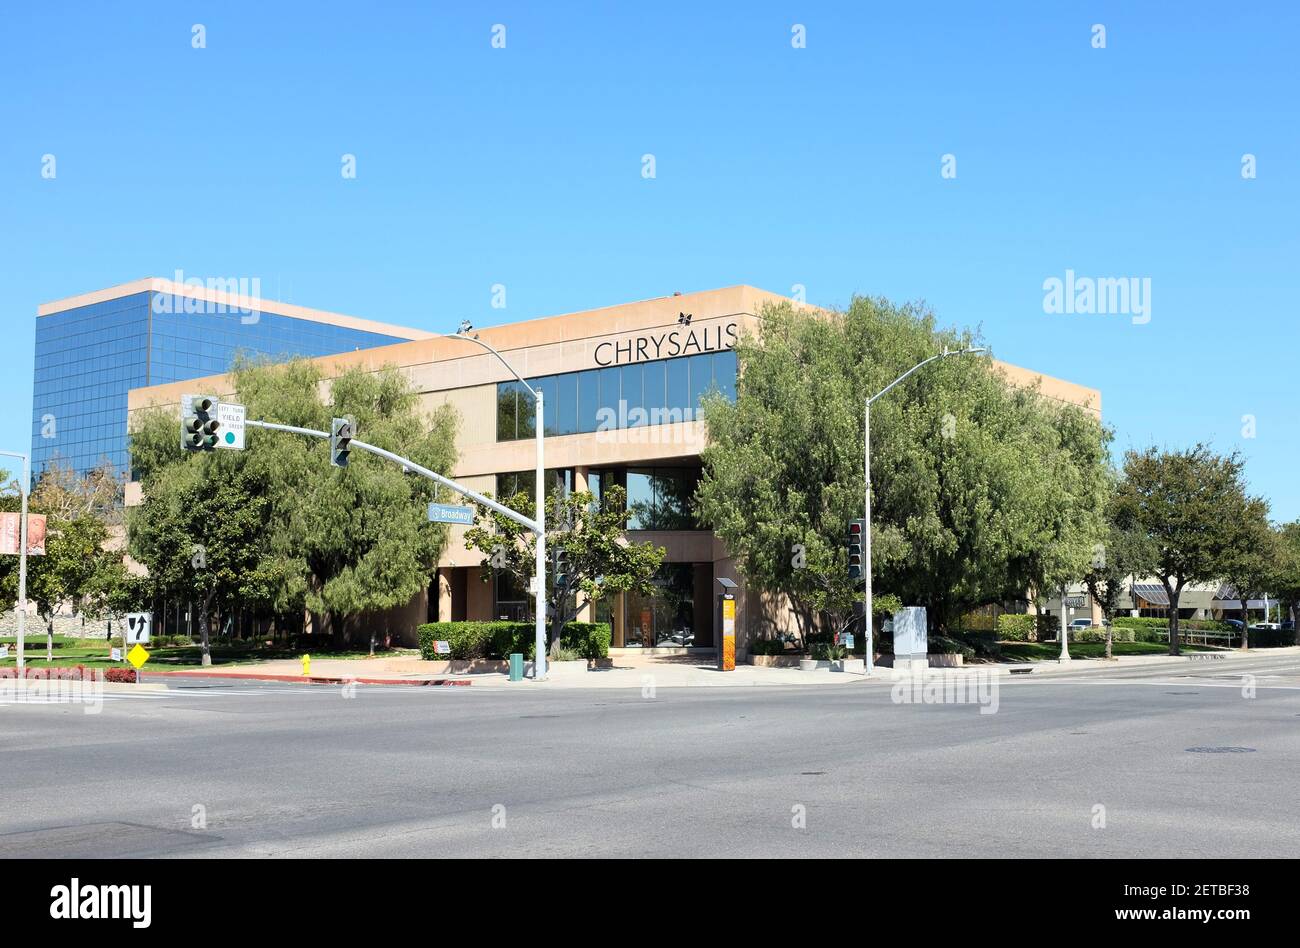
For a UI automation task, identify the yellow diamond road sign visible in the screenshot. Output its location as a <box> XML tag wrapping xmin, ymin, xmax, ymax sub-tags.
<box><xmin>127</xmin><ymin>644</ymin><xmax>150</xmax><ymax>669</ymax></box>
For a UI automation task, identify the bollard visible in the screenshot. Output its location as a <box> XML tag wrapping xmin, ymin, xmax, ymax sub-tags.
<box><xmin>301</xmin><ymin>654</ymin><xmax>311</xmax><ymax>677</ymax></box>
<box><xmin>509</xmin><ymin>653</ymin><xmax>524</xmax><ymax>682</ymax></box>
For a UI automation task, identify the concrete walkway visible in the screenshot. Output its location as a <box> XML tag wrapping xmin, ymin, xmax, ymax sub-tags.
<box><xmin>140</xmin><ymin>647</ymin><xmax>1300</xmax><ymax>689</ymax></box>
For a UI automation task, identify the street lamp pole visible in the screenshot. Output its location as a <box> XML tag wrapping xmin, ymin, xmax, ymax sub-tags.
<box><xmin>862</xmin><ymin>347</ymin><xmax>985</xmax><ymax>676</ymax></box>
<box><xmin>447</xmin><ymin>328</ymin><xmax>548</xmax><ymax>682</ymax></box>
<box><xmin>0</xmin><ymin>450</ymin><xmax>30</xmax><ymax>672</ymax></box>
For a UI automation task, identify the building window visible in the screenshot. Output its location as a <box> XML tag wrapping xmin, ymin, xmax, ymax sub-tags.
<box><xmin>624</xmin><ymin>564</ymin><xmax>696</xmax><ymax>647</ymax></box>
<box><xmin>587</xmin><ymin>466</ymin><xmax>703</xmax><ymax>530</ymax></box>
<box><xmin>496</xmin><ymin>350</ymin><xmax>737</xmax><ymax>442</ymax></box>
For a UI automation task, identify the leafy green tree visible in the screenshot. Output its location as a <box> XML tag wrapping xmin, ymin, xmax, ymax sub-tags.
<box><xmin>129</xmin><ymin>357</ymin><xmax>459</xmax><ymax>649</ymax></box>
<box><xmin>1273</xmin><ymin>522</ymin><xmax>1300</xmax><ymax>645</ymax></box>
<box><xmin>1219</xmin><ymin>507</ymin><xmax>1278</xmax><ymax>649</ymax></box>
<box><xmin>462</xmin><ymin>485</ymin><xmax>665</xmax><ymax>657</ymax></box>
<box><xmin>1112</xmin><ymin>445</ymin><xmax>1266</xmax><ymax>655</ymax></box>
<box><xmin>130</xmin><ymin>466</ymin><xmax>278</xmax><ymax>664</ymax></box>
<box><xmin>696</xmin><ymin>297</ymin><xmax>1109</xmax><ymax>639</ymax></box>
<box><xmin>0</xmin><ymin>462</ymin><xmax>128</xmax><ymax>656</ymax></box>
<box><xmin>1082</xmin><ymin>483</ymin><xmax>1157</xmax><ymax>660</ymax></box>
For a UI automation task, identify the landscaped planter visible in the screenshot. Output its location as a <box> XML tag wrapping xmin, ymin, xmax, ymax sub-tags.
<box><xmin>832</xmin><ymin>658</ymin><xmax>866</xmax><ymax>674</ymax></box>
<box><xmin>799</xmin><ymin>658</ymin><xmax>833</xmax><ymax>671</ymax></box>
<box><xmin>928</xmin><ymin>653</ymin><xmax>964</xmax><ymax>668</ymax></box>
<box><xmin>749</xmin><ymin>654</ymin><xmax>802</xmax><ymax>668</ymax></box>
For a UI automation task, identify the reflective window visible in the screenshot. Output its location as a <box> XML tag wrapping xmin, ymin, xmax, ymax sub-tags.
<box><xmin>496</xmin><ymin>349</ymin><xmax>736</xmax><ymax>442</ymax></box>
<box><xmin>32</xmin><ymin>291</ymin><xmax>411</xmax><ymax>480</ymax></box>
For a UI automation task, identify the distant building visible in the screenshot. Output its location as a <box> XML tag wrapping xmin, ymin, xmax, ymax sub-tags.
<box><xmin>32</xmin><ymin>277</ymin><xmax>431</xmax><ymax>478</ymax></box>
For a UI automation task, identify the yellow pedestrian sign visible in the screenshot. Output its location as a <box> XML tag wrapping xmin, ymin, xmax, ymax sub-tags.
<box><xmin>127</xmin><ymin>643</ymin><xmax>150</xmax><ymax>669</ymax></box>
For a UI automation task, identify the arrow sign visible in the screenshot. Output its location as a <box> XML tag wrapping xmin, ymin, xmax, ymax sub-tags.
<box><xmin>427</xmin><ymin>503</ymin><xmax>475</xmax><ymax>525</ymax></box>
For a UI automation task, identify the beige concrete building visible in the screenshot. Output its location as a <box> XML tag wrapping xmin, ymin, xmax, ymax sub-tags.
<box><xmin>127</xmin><ymin>285</ymin><xmax>1101</xmax><ymax>651</ymax></box>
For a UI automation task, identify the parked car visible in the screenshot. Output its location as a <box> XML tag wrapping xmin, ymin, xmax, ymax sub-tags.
<box><xmin>1225</xmin><ymin>619</ymin><xmax>1245</xmax><ymax>633</ymax></box>
<box><xmin>1282</xmin><ymin>620</ymin><xmax>1295</xmax><ymax>633</ymax></box>
<box><xmin>1068</xmin><ymin>618</ymin><xmax>1094</xmax><ymax>631</ymax></box>
<box><xmin>1249</xmin><ymin>622</ymin><xmax>1280</xmax><ymax>632</ymax></box>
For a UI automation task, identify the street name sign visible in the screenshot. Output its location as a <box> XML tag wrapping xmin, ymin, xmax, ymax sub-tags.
<box><xmin>427</xmin><ymin>503</ymin><xmax>474</xmax><ymax>525</ymax></box>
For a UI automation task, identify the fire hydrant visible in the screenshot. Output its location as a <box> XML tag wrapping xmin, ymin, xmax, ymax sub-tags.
<box><xmin>301</xmin><ymin>654</ymin><xmax>311</xmax><ymax>677</ymax></box>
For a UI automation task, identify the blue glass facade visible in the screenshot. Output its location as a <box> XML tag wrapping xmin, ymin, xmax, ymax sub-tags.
<box><xmin>31</xmin><ymin>291</ymin><xmax>410</xmax><ymax>477</ymax></box>
<box><xmin>497</xmin><ymin>349</ymin><xmax>737</xmax><ymax>440</ymax></box>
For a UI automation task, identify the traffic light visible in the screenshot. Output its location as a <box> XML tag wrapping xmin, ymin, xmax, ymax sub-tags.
<box><xmin>330</xmin><ymin>417</ymin><xmax>354</xmax><ymax>467</ymax></box>
<box><xmin>847</xmin><ymin>519</ymin><xmax>866</xmax><ymax>581</ymax></box>
<box><xmin>182</xmin><ymin>395</ymin><xmax>220</xmax><ymax>451</ymax></box>
<box><xmin>553</xmin><ymin>548</ymin><xmax>569</xmax><ymax>591</ymax></box>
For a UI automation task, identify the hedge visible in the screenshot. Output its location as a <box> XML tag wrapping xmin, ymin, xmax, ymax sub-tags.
<box><xmin>417</xmin><ymin>621</ymin><xmax>611</xmax><ymax>661</ymax></box>
<box><xmin>996</xmin><ymin>614</ymin><xmax>1037</xmax><ymax>642</ymax></box>
<box><xmin>1073</xmin><ymin>628</ymin><xmax>1135</xmax><ymax>644</ymax></box>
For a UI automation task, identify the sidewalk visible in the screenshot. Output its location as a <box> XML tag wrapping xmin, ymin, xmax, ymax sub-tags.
<box><xmin>142</xmin><ymin>647</ymin><xmax>1300</xmax><ymax>690</ymax></box>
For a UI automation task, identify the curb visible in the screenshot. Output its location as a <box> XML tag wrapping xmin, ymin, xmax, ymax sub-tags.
<box><xmin>146</xmin><ymin>670</ymin><xmax>472</xmax><ymax>687</ymax></box>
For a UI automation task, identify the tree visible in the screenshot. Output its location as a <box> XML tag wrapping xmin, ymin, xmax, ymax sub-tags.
<box><xmin>129</xmin><ymin>357</ymin><xmax>458</xmax><ymax>649</ymax></box>
<box><xmin>1082</xmin><ymin>484</ymin><xmax>1157</xmax><ymax>660</ymax></box>
<box><xmin>1219</xmin><ymin>509</ymin><xmax>1278</xmax><ymax>650</ymax></box>
<box><xmin>130</xmin><ymin>467</ymin><xmax>277</xmax><ymax>664</ymax></box>
<box><xmin>462</xmin><ymin>485</ymin><xmax>665</xmax><ymax>657</ymax></box>
<box><xmin>696</xmin><ymin>297</ymin><xmax>1110</xmax><ymax>640</ymax></box>
<box><xmin>1273</xmin><ymin>522</ymin><xmax>1300</xmax><ymax>645</ymax></box>
<box><xmin>0</xmin><ymin>462</ymin><xmax>129</xmax><ymax>657</ymax></box>
<box><xmin>1112</xmin><ymin>445</ymin><xmax>1266</xmax><ymax>656</ymax></box>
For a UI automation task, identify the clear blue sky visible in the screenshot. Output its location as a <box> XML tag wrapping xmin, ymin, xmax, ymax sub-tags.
<box><xmin>2</xmin><ymin>2</ymin><xmax>1296</xmax><ymax>516</ymax></box>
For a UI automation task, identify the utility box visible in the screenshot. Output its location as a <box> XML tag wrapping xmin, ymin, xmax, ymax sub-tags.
<box><xmin>892</xmin><ymin>606</ymin><xmax>929</xmax><ymax>673</ymax></box>
<box><xmin>509</xmin><ymin>653</ymin><xmax>524</xmax><ymax>682</ymax></box>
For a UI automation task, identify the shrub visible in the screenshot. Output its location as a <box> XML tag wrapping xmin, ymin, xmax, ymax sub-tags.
<box><xmin>748</xmin><ymin>638</ymin><xmax>786</xmax><ymax>656</ymax></box>
<box><xmin>1248</xmin><ymin>627</ymin><xmax>1296</xmax><ymax>648</ymax></box>
<box><xmin>416</xmin><ymin>621</ymin><xmax>611</xmax><ymax>661</ymax></box>
<box><xmin>1073</xmin><ymin>628</ymin><xmax>1135</xmax><ymax>644</ymax></box>
<box><xmin>996</xmin><ymin>613</ymin><xmax>1037</xmax><ymax>642</ymax></box>
<box><xmin>810</xmin><ymin>641</ymin><xmax>846</xmax><ymax>661</ymax></box>
<box><xmin>105</xmin><ymin>667</ymin><xmax>137</xmax><ymax>683</ymax></box>
<box><xmin>560</xmin><ymin>622</ymin><xmax>612</xmax><ymax>660</ymax></box>
<box><xmin>928</xmin><ymin>635</ymin><xmax>975</xmax><ymax>660</ymax></box>
<box><xmin>952</xmin><ymin>629</ymin><xmax>1000</xmax><ymax>659</ymax></box>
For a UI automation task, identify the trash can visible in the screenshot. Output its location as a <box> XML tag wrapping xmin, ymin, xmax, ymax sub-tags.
<box><xmin>509</xmin><ymin>653</ymin><xmax>524</xmax><ymax>682</ymax></box>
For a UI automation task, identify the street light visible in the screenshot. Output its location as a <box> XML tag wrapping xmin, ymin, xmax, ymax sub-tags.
<box><xmin>862</xmin><ymin>346</ymin><xmax>986</xmax><ymax>675</ymax></box>
<box><xmin>445</xmin><ymin>328</ymin><xmax>549</xmax><ymax>682</ymax></box>
<box><xmin>0</xmin><ymin>450</ymin><xmax>31</xmax><ymax>672</ymax></box>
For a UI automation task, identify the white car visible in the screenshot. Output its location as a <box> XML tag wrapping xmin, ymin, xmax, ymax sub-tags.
<box><xmin>1068</xmin><ymin>618</ymin><xmax>1095</xmax><ymax>631</ymax></box>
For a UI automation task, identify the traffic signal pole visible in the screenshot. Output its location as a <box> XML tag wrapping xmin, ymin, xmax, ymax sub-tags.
<box><xmin>240</xmin><ymin>416</ymin><xmax>548</xmax><ymax>677</ymax></box>
<box><xmin>241</xmin><ymin>419</ymin><xmax>541</xmax><ymax>534</ymax></box>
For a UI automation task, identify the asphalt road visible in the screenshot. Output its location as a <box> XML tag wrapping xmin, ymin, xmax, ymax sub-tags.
<box><xmin>3</xmin><ymin>651</ymin><xmax>1299</xmax><ymax>858</ymax></box>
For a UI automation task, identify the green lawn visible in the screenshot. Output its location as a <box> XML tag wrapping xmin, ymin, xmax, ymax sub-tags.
<box><xmin>994</xmin><ymin>640</ymin><xmax>1219</xmax><ymax>662</ymax></box>
<box><xmin>0</xmin><ymin>639</ymin><xmax>400</xmax><ymax>670</ymax></box>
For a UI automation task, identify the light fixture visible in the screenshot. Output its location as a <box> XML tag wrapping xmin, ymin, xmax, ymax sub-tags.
<box><xmin>457</xmin><ymin>319</ymin><xmax>473</xmax><ymax>334</ymax></box>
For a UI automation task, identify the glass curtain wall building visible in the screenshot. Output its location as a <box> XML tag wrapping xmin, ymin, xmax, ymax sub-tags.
<box><xmin>32</xmin><ymin>283</ymin><xmax>421</xmax><ymax>478</ymax></box>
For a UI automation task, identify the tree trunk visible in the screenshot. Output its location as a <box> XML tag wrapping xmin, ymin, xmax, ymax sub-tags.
<box><xmin>1165</xmin><ymin>580</ymin><xmax>1181</xmax><ymax>656</ymax></box>
<box><xmin>1105</xmin><ymin>618</ymin><xmax>1113</xmax><ymax>661</ymax></box>
<box><xmin>46</xmin><ymin>614</ymin><xmax>55</xmax><ymax>662</ymax></box>
<box><xmin>1242</xmin><ymin>612</ymin><xmax>1250</xmax><ymax>651</ymax></box>
<box><xmin>199</xmin><ymin>595</ymin><xmax>213</xmax><ymax>667</ymax></box>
